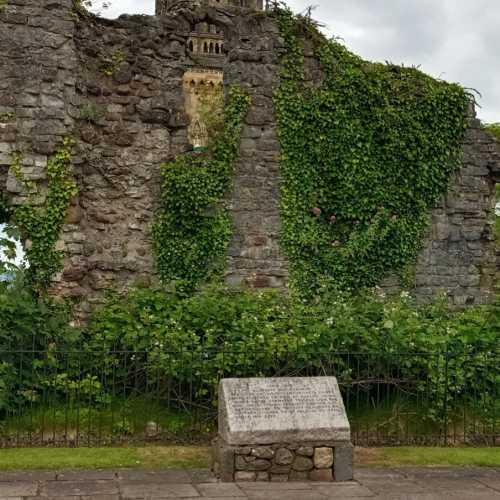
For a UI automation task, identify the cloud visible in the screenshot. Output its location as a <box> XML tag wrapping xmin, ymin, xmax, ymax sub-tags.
<box><xmin>100</xmin><ymin>0</ymin><xmax>500</xmax><ymax>122</ymax></box>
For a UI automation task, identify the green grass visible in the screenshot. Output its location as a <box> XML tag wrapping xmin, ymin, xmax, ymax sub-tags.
<box><xmin>357</xmin><ymin>447</ymin><xmax>500</xmax><ymax>468</ymax></box>
<box><xmin>0</xmin><ymin>446</ymin><xmax>211</xmax><ymax>471</ymax></box>
<box><xmin>0</xmin><ymin>446</ymin><xmax>498</xmax><ymax>471</ymax></box>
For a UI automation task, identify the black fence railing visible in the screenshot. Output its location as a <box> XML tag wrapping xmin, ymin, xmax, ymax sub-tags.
<box><xmin>0</xmin><ymin>348</ymin><xmax>497</xmax><ymax>448</ymax></box>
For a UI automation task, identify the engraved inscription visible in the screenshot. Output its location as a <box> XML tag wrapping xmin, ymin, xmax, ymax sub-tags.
<box><xmin>226</xmin><ymin>379</ymin><xmax>344</xmax><ymax>428</ymax></box>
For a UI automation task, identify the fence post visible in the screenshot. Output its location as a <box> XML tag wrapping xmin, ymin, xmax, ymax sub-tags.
<box><xmin>443</xmin><ymin>348</ymin><xmax>450</xmax><ymax>446</ymax></box>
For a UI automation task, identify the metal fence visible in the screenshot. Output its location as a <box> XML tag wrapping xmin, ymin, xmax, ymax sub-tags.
<box><xmin>0</xmin><ymin>347</ymin><xmax>497</xmax><ymax>448</ymax></box>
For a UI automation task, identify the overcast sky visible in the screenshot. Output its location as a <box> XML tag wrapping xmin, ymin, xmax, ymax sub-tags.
<box><xmin>99</xmin><ymin>0</ymin><xmax>500</xmax><ymax>123</ymax></box>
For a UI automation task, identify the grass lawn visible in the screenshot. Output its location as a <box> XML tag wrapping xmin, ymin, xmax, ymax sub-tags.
<box><xmin>0</xmin><ymin>446</ymin><xmax>498</xmax><ymax>471</ymax></box>
<box><xmin>0</xmin><ymin>446</ymin><xmax>211</xmax><ymax>471</ymax></box>
<box><xmin>357</xmin><ymin>447</ymin><xmax>500</xmax><ymax>468</ymax></box>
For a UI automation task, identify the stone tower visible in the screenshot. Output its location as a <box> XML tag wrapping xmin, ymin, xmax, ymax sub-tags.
<box><xmin>156</xmin><ymin>0</ymin><xmax>263</xmax><ymax>149</ymax></box>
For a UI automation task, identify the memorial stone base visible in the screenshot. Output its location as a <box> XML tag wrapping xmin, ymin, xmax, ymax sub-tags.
<box><xmin>215</xmin><ymin>377</ymin><xmax>354</xmax><ymax>483</ymax></box>
<box><xmin>213</xmin><ymin>437</ymin><xmax>354</xmax><ymax>482</ymax></box>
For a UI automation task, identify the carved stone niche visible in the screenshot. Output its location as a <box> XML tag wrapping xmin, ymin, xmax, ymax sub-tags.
<box><xmin>183</xmin><ymin>68</ymin><xmax>223</xmax><ymax>149</ymax></box>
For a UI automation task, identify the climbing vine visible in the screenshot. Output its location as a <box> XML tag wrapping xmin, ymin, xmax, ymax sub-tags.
<box><xmin>273</xmin><ymin>7</ymin><xmax>470</xmax><ymax>295</ymax></box>
<box><xmin>153</xmin><ymin>86</ymin><xmax>251</xmax><ymax>291</ymax></box>
<box><xmin>13</xmin><ymin>139</ymin><xmax>78</xmax><ymax>291</ymax></box>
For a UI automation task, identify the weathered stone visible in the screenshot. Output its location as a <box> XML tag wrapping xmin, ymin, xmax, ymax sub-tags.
<box><xmin>289</xmin><ymin>470</ymin><xmax>309</xmax><ymax>481</ymax></box>
<box><xmin>65</xmin><ymin>205</ymin><xmax>83</xmax><ymax>224</ymax></box>
<box><xmin>270</xmin><ymin>474</ymin><xmax>289</xmax><ymax>482</ymax></box>
<box><xmin>234</xmin><ymin>471</ymin><xmax>256</xmax><ymax>481</ymax></box>
<box><xmin>296</xmin><ymin>446</ymin><xmax>314</xmax><ymax>457</ymax></box>
<box><xmin>236</xmin><ymin>447</ymin><xmax>252</xmax><ymax>455</ymax></box>
<box><xmin>334</xmin><ymin>443</ymin><xmax>354</xmax><ymax>482</ymax></box>
<box><xmin>219</xmin><ymin>378</ymin><xmax>350</xmax><ymax>445</ymax></box>
<box><xmin>251</xmin><ymin>447</ymin><xmax>274</xmax><ymax>459</ymax></box>
<box><xmin>292</xmin><ymin>456</ymin><xmax>314</xmax><ymax>472</ymax></box>
<box><xmin>313</xmin><ymin>447</ymin><xmax>334</xmax><ymax>469</ymax></box>
<box><xmin>310</xmin><ymin>468</ymin><xmax>333</xmax><ymax>482</ymax></box>
<box><xmin>236</xmin><ymin>456</ymin><xmax>270</xmax><ymax>471</ymax></box>
<box><xmin>274</xmin><ymin>448</ymin><xmax>294</xmax><ymax>466</ymax></box>
<box><xmin>80</xmin><ymin>124</ymin><xmax>101</xmax><ymax>145</ymax></box>
<box><xmin>113</xmin><ymin>64</ymin><xmax>133</xmax><ymax>85</ymax></box>
<box><xmin>269</xmin><ymin>464</ymin><xmax>291</xmax><ymax>474</ymax></box>
<box><xmin>212</xmin><ymin>438</ymin><xmax>235</xmax><ymax>482</ymax></box>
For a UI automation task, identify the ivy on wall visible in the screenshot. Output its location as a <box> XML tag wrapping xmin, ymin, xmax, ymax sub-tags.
<box><xmin>273</xmin><ymin>7</ymin><xmax>471</xmax><ymax>295</ymax></box>
<box><xmin>13</xmin><ymin>139</ymin><xmax>78</xmax><ymax>291</ymax></box>
<box><xmin>153</xmin><ymin>86</ymin><xmax>250</xmax><ymax>291</ymax></box>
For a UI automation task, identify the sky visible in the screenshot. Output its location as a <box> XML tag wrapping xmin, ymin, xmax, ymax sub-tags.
<box><xmin>99</xmin><ymin>0</ymin><xmax>500</xmax><ymax>123</ymax></box>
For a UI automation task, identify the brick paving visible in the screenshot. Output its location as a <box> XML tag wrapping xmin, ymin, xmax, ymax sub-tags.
<box><xmin>0</xmin><ymin>467</ymin><xmax>498</xmax><ymax>500</ymax></box>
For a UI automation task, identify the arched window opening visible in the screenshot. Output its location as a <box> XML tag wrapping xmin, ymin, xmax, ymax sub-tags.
<box><xmin>188</xmin><ymin>40</ymin><xmax>194</xmax><ymax>52</ymax></box>
<box><xmin>215</xmin><ymin>43</ymin><xmax>220</xmax><ymax>54</ymax></box>
<box><xmin>203</xmin><ymin>42</ymin><xmax>208</xmax><ymax>53</ymax></box>
<box><xmin>209</xmin><ymin>42</ymin><xmax>214</xmax><ymax>54</ymax></box>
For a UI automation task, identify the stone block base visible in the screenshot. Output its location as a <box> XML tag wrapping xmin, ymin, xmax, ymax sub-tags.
<box><xmin>212</xmin><ymin>438</ymin><xmax>353</xmax><ymax>482</ymax></box>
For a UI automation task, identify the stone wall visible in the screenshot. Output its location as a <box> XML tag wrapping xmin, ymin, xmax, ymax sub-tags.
<box><xmin>60</xmin><ymin>12</ymin><xmax>190</xmax><ymax>312</ymax></box>
<box><xmin>223</xmin><ymin>11</ymin><xmax>288</xmax><ymax>288</ymax></box>
<box><xmin>412</xmin><ymin>117</ymin><xmax>500</xmax><ymax>306</ymax></box>
<box><xmin>0</xmin><ymin>0</ymin><xmax>77</xmax><ymax>211</ymax></box>
<box><xmin>0</xmin><ymin>1</ymin><xmax>498</xmax><ymax>315</ymax></box>
<box><xmin>213</xmin><ymin>440</ymin><xmax>353</xmax><ymax>482</ymax></box>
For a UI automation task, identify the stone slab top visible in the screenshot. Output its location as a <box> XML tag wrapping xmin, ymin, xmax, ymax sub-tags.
<box><xmin>218</xmin><ymin>377</ymin><xmax>351</xmax><ymax>445</ymax></box>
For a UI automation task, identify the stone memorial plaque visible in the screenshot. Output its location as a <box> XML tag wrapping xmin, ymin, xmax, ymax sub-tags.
<box><xmin>219</xmin><ymin>377</ymin><xmax>350</xmax><ymax>445</ymax></box>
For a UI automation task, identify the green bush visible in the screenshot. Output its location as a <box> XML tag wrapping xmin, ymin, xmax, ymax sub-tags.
<box><xmin>0</xmin><ymin>276</ymin><xmax>498</xmax><ymax>423</ymax></box>
<box><xmin>0</xmin><ymin>272</ymin><xmax>81</xmax><ymax>411</ymax></box>
<box><xmin>87</xmin><ymin>286</ymin><xmax>499</xmax><ymax>417</ymax></box>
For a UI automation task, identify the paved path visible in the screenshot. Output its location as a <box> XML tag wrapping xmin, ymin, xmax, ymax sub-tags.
<box><xmin>0</xmin><ymin>467</ymin><xmax>498</xmax><ymax>500</ymax></box>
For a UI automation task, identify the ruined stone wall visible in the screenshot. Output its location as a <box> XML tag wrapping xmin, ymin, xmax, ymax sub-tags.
<box><xmin>412</xmin><ymin>119</ymin><xmax>500</xmax><ymax>306</ymax></box>
<box><xmin>0</xmin><ymin>0</ymin><xmax>77</xmax><ymax>208</ymax></box>
<box><xmin>223</xmin><ymin>12</ymin><xmax>288</xmax><ymax>288</ymax></box>
<box><xmin>60</xmin><ymin>12</ymin><xmax>193</xmax><ymax>312</ymax></box>
<box><xmin>0</xmin><ymin>1</ymin><xmax>498</xmax><ymax>314</ymax></box>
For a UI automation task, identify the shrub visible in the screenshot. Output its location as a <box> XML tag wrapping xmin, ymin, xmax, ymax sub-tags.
<box><xmin>0</xmin><ymin>272</ymin><xmax>81</xmax><ymax>411</ymax></box>
<box><xmin>87</xmin><ymin>285</ymin><xmax>499</xmax><ymax>416</ymax></box>
<box><xmin>1</xmin><ymin>276</ymin><xmax>497</xmax><ymax>422</ymax></box>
